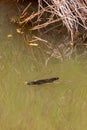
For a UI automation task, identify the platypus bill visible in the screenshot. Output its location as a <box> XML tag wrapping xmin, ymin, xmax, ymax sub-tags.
<box><xmin>27</xmin><ymin>77</ymin><xmax>59</xmax><ymax>85</ymax></box>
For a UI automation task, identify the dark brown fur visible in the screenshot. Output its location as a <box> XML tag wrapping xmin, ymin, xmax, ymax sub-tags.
<box><xmin>27</xmin><ymin>77</ymin><xmax>59</xmax><ymax>85</ymax></box>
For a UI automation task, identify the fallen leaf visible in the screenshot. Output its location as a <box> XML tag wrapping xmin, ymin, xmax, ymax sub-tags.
<box><xmin>29</xmin><ymin>43</ymin><xmax>38</xmax><ymax>46</ymax></box>
<box><xmin>7</xmin><ymin>34</ymin><xmax>13</xmax><ymax>38</ymax></box>
<box><xmin>16</xmin><ymin>28</ymin><xmax>24</xmax><ymax>34</ymax></box>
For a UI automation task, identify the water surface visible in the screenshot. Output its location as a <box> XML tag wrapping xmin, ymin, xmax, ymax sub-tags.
<box><xmin>0</xmin><ymin>1</ymin><xmax>87</xmax><ymax>130</ymax></box>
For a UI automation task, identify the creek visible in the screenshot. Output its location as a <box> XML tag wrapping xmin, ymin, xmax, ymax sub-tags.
<box><xmin>0</xmin><ymin>1</ymin><xmax>87</xmax><ymax>130</ymax></box>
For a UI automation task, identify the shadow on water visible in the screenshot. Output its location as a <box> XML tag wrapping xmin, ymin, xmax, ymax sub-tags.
<box><xmin>0</xmin><ymin>1</ymin><xmax>87</xmax><ymax>130</ymax></box>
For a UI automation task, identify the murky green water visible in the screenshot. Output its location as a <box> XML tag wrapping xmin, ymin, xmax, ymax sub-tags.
<box><xmin>0</xmin><ymin>1</ymin><xmax>87</xmax><ymax>130</ymax></box>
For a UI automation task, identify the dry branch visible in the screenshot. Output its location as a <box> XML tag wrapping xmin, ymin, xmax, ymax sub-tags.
<box><xmin>19</xmin><ymin>0</ymin><xmax>87</xmax><ymax>41</ymax></box>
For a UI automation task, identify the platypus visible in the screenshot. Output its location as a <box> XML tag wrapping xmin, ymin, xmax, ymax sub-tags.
<box><xmin>27</xmin><ymin>77</ymin><xmax>59</xmax><ymax>85</ymax></box>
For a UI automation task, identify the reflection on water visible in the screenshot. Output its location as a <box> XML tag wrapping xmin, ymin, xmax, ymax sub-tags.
<box><xmin>0</xmin><ymin>1</ymin><xmax>87</xmax><ymax>130</ymax></box>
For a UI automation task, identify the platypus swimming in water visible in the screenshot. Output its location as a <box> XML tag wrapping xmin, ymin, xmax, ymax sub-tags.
<box><xmin>27</xmin><ymin>77</ymin><xmax>59</xmax><ymax>85</ymax></box>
